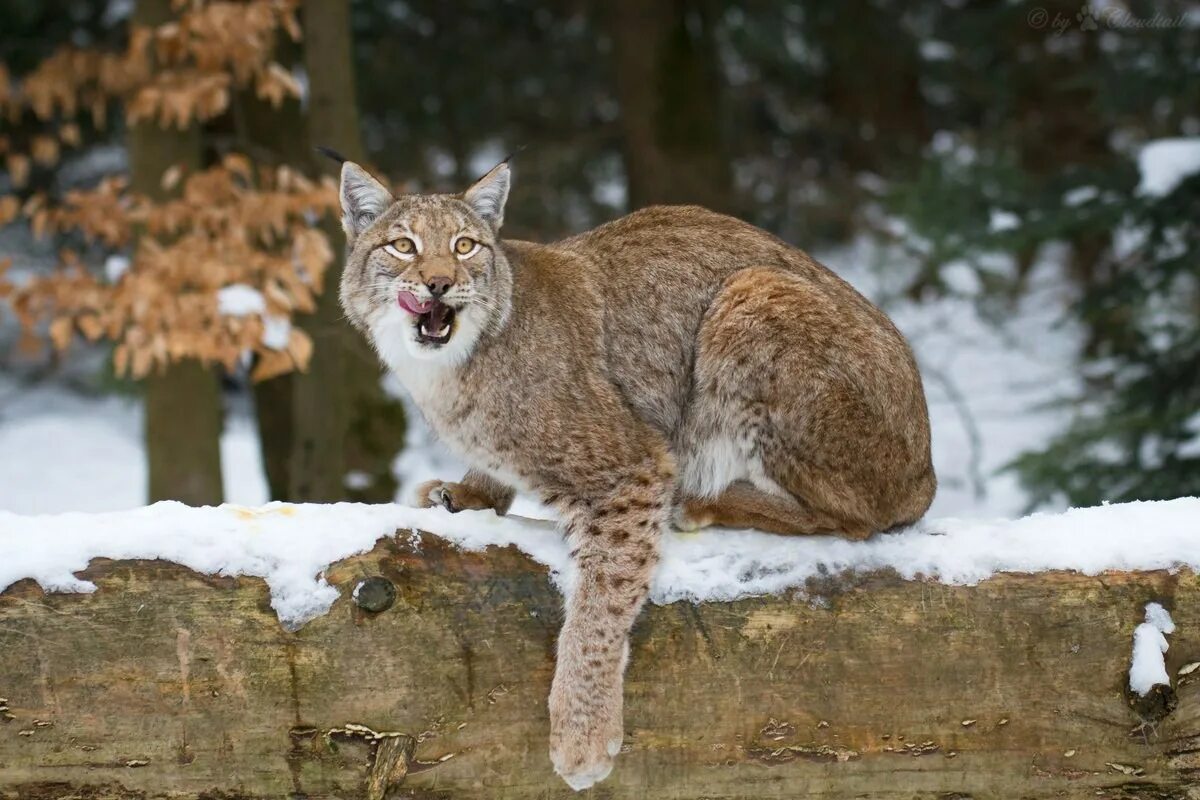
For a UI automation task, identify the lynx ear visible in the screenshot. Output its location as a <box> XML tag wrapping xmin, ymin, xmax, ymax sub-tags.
<box><xmin>339</xmin><ymin>162</ymin><xmax>393</xmax><ymax>239</ymax></box>
<box><xmin>463</xmin><ymin>161</ymin><xmax>510</xmax><ymax>229</ymax></box>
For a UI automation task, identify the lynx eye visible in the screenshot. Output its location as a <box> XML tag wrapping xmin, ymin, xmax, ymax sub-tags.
<box><xmin>453</xmin><ymin>236</ymin><xmax>479</xmax><ymax>257</ymax></box>
<box><xmin>384</xmin><ymin>237</ymin><xmax>417</xmax><ymax>260</ymax></box>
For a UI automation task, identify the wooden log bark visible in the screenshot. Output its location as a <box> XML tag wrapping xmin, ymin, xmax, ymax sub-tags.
<box><xmin>1</xmin><ymin>532</ymin><xmax>1197</xmax><ymax>799</ymax></box>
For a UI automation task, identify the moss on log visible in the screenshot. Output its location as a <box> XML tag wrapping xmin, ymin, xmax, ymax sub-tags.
<box><xmin>1</xmin><ymin>532</ymin><xmax>1197</xmax><ymax>799</ymax></box>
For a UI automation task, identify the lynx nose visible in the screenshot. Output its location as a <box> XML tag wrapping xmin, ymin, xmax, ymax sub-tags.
<box><xmin>426</xmin><ymin>276</ymin><xmax>453</xmax><ymax>297</ymax></box>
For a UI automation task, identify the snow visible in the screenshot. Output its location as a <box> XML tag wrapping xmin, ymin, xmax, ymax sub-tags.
<box><xmin>215</xmin><ymin>289</ymin><xmax>292</xmax><ymax>350</ymax></box>
<box><xmin>919</xmin><ymin>41</ymin><xmax>956</xmax><ymax>61</ymax></box>
<box><xmin>2</xmin><ymin>496</ymin><xmax>1198</xmax><ymax>631</ymax></box>
<box><xmin>220</xmin><ymin>409</ymin><xmax>270</xmax><ymax>504</ymax></box>
<box><xmin>1129</xmin><ymin>602</ymin><xmax>1176</xmax><ymax>696</ymax></box>
<box><xmin>1062</xmin><ymin>185</ymin><xmax>1100</xmax><ymax>207</ymax></box>
<box><xmin>988</xmin><ymin>209</ymin><xmax>1021</xmax><ymax>233</ymax></box>
<box><xmin>0</xmin><ymin>376</ymin><xmax>267</xmax><ymax>514</ymax></box>
<box><xmin>0</xmin><ymin>391</ymin><xmax>145</xmax><ymax>514</ymax></box>
<box><xmin>215</xmin><ymin>287</ymin><xmax>294</xmax><ymax>352</ymax></box>
<box><xmin>343</xmin><ymin>470</ymin><xmax>374</xmax><ymax>491</ymax></box>
<box><xmin>1144</xmin><ymin>601</ymin><xmax>1176</xmax><ymax>635</ymax></box>
<box><xmin>262</xmin><ymin>314</ymin><xmax>292</xmax><ymax>350</ymax></box>
<box><xmin>929</xmin><ymin>131</ymin><xmax>977</xmax><ymax>166</ymax></box>
<box><xmin>216</xmin><ymin>284</ymin><xmax>266</xmax><ymax>316</ymax></box>
<box><xmin>1137</xmin><ymin>138</ymin><xmax>1200</xmax><ymax>197</ymax></box>
<box><xmin>103</xmin><ymin>254</ymin><xmax>130</xmax><ymax>283</ymax></box>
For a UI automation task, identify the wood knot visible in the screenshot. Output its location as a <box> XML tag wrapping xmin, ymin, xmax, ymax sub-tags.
<box><xmin>353</xmin><ymin>577</ymin><xmax>396</xmax><ymax>613</ymax></box>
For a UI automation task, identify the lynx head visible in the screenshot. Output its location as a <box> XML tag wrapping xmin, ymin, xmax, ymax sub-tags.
<box><xmin>337</xmin><ymin>161</ymin><xmax>513</xmax><ymax>368</ymax></box>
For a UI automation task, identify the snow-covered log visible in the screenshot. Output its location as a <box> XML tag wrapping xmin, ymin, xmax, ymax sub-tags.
<box><xmin>1</xmin><ymin>500</ymin><xmax>1199</xmax><ymax>799</ymax></box>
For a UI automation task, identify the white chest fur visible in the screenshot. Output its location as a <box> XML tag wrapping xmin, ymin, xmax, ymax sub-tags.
<box><xmin>368</xmin><ymin>305</ymin><xmax>533</xmax><ymax>494</ymax></box>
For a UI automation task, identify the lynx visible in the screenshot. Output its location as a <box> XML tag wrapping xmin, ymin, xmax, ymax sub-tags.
<box><xmin>335</xmin><ymin>158</ymin><xmax>936</xmax><ymax>790</ymax></box>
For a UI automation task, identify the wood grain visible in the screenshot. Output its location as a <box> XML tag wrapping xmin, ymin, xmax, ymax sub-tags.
<box><xmin>1</xmin><ymin>532</ymin><xmax>1197</xmax><ymax>799</ymax></box>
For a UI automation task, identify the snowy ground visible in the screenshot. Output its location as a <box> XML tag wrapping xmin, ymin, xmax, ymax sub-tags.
<box><xmin>0</xmin><ymin>377</ymin><xmax>267</xmax><ymax>514</ymax></box>
<box><xmin>0</xmin><ymin>241</ymin><xmax>1081</xmax><ymax>519</ymax></box>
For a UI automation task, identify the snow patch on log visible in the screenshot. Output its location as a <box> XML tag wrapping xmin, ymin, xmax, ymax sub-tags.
<box><xmin>1</xmin><ymin>496</ymin><xmax>1198</xmax><ymax>629</ymax></box>
<box><xmin>1129</xmin><ymin>602</ymin><xmax>1175</xmax><ymax>697</ymax></box>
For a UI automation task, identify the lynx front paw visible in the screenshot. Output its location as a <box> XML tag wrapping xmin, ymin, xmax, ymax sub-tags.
<box><xmin>415</xmin><ymin>479</ymin><xmax>457</xmax><ymax>512</ymax></box>
<box><xmin>414</xmin><ymin>479</ymin><xmax>495</xmax><ymax>513</ymax></box>
<box><xmin>672</xmin><ymin>501</ymin><xmax>715</xmax><ymax>532</ymax></box>
<box><xmin>549</xmin><ymin>687</ymin><xmax>624</xmax><ymax>791</ymax></box>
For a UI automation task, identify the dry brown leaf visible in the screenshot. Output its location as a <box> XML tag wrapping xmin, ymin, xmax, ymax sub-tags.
<box><xmin>59</xmin><ymin>122</ymin><xmax>82</xmax><ymax>147</ymax></box>
<box><xmin>130</xmin><ymin>344</ymin><xmax>153</xmax><ymax>379</ymax></box>
<box><xmin>21</xmin><ymin>192</ymin><xmax>45</xmax><ymax>216</ymax></box>
<box><xmin>161</xmin><ymin>164</ymin><xmax>184</xmax><ymax>192</ymax></box>
<box><xmin>281</xmin><ymin>6</ymin><xmax>302</xmax><ymax>41</ymax></box>
<box><xmin>49</xmin><ymin>316</ymin><xmax>74</xmax><ymax>351</ymax></box>
<box><xmin>113</xmin><ymin>344</ymin><xmax>129</xmax><ymax>375</ymax></box>
<box><xmin>286</xmin><ymin>327</ymin><xmax>313</xmax><ymax>371</ymax></box>
<box><xmin>0</xmin><ymin>64</ymin><xmax>10</xmax><ymax>110</ymax></box>
<box><xmin>263</xmin><ymin>279</ymin><xmax>294</xmax><ymax>312</ymax></box>
<box><xmin>77</xmin><ymin>314</ymin><xmax>105</xmax><ymax>341</ymax></box>
<box><xmin>255</xmin><ymin>62</ymin><xmax>300</xmax><ymax>108</ymax></box>
<box><xmin>223</xmin><ymin>152</ymin><xmax>252</xmax><ymax>181</ymax></box>
<box><xmin>0</xmin><ymin>196</ymin><xmax>18</xmax><ymax>226</ymax></box>
<box><xmin>251</xmin><ymin>348</ymin><xmax>293</xmax><ymax>382</ymax></box>
<box><xmin>6</xmin><ymin>153</ymin><xmax>30</xmax><ymax>189</ymax></box>
<box><xmin>31</xmin><ymin>136</ymin><xmax>61</xmax><ymax>167</ymax></box>
<box><xmin>30</xmin><ymin>208</ymin><xmax>49</xmax><ymax>238</ymax></box>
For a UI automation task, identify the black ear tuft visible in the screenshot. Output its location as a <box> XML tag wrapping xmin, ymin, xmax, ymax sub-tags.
<box><xmin>501</xmin><ymin>143</ymin><xmax>527</xmax><ymax>165</ymax></box>
<box><xmin>315</xmin><ymin>145</ymin><xmax>348</xmax><ymax>165</ymax></box>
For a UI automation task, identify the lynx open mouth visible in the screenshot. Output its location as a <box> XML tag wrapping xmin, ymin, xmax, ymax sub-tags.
<box><xmin>415</xmin><ymin>301</ymin><xmax>456</xmax><ymax>346</ymax></box>
<box><xmin>397</xmin><ymin>290</ymin><xmax>456</xmax><ymax>347</ymax></box>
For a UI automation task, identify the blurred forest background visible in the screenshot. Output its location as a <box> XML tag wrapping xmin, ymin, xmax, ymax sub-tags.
<box><xmin>0</xmin><ymin>0</ymin><xmax>1197</xmax><ymax>517</ymax></box>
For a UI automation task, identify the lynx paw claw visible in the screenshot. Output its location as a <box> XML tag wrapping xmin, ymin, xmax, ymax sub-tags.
<box><xmin>415</xmin><ymin>480</ymin><xmax>458</xmax><ymax>513</ymax></box>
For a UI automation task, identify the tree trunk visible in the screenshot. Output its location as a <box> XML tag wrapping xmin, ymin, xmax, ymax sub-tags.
<box><xmin>143</xmin><ymin>361</ymin><xmax>225</xmax><ymax>505</ymax></box>
<box><xmin>131</xmin><ymin>0</ymin><xmax>223</xmax><ymax>506</ymax></box>
<box><xmin>224</xmin><ymin>37</ymin><xmax>310</xmax><ymax>503</ymax></box>
<box><xmin>252</xmin><ymin>373</ymin><xmax>295</xmax><ymax>501</ymax></box>
<box><xmin>1</xmin><ymin>533</ymin><xmax>1197</xmax><ymax>799</ymax></box>
<box><xmin>218</xmin><ymin>2</ymin><xmax>405</xmax><ymax>503</ymax></box>
<box><xmin>272</xmin><ymin>0</ymin><xmax>404</xmax><ymax>503</ymax></box>
<box><xmin>605</xmin><ymin>0</ymin><xmax>734</xmax><ymax>214</ymax></box>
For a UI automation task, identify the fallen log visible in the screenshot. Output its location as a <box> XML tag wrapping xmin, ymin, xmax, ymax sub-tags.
<box><xmin>1</xmin><ymin>526</ymin><xmax>1198</xmax><ymax>800</ymax></box>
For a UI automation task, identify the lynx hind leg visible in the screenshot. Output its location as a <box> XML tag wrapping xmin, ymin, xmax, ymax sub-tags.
<box><xmin>676</xmin><ymin>481</ymin><xmax>872</xmax><ymax>539</ymax></box>
<box><xmin>690</xmin><ymin>267</ymin><xmax>933</xmax><ymax>538</ymax></box>
<box><xmin>415</xmin><ymin>469</ymin><xmax>515</xmax><ymax>515</ymax></box>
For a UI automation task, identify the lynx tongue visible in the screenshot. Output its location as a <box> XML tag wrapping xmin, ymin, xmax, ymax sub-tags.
<box><xmin>397</xmin><ymin>291</ymin><xmax>432</xmax><ymax>315</ymax></box>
